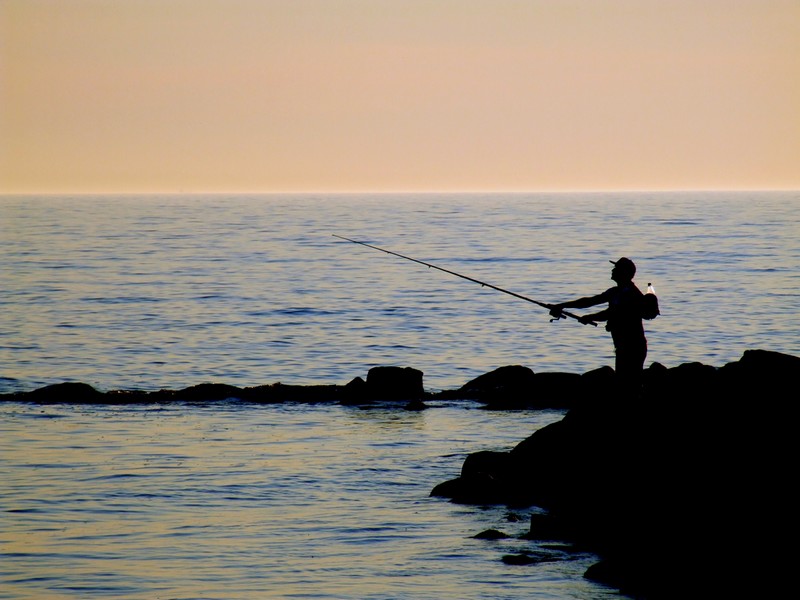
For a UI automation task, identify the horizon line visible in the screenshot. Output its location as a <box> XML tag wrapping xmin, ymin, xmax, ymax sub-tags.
<box><xmin>2</xmin><ymin>187</ymin><xmax>799</xmax><ymax>197</ymax></box>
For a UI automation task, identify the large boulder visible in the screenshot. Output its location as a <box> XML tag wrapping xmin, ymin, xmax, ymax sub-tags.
<box><xmin>443</xmin><ymin>364</ymin><xmax>581</xmax><ymax>409</ymax></box>
<box><xmin>365</xmin><ymin>366</ymin><xmax>424</xmax><ymax>400</ymax></box>
<box><xmin>457</xmin><ymin>365</ymin><xmax>536</xmax><ymax>401</ymax></box>
<box><xmin>718</xmin><ymin>348</ymin><xmax>800</xmax><ymax>398</ymax></box>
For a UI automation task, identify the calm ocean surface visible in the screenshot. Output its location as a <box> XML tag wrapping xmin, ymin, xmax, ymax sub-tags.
<box><xmin>2</xmin><ymin>191</ymin><xmax>798</xmax><ymax>393</ymax></box>
<box><xmin>1</xmin><ymin>401</ymin><xmax>617</xmax><ymax>600</ymax></box>
<box><xmin>2</xmin><ymin>192</ymin><xmax>798</xmax><ymax>598</ymax></box>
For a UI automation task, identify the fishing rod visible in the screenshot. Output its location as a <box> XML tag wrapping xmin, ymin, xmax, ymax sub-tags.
<box><xmin>332</xmin><ymin>235</ymin><xmax>595</xmax><ymax>326</ymax></box>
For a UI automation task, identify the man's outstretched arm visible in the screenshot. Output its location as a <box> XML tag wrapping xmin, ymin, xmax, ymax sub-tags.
<box><xmin>548</xmin><ymin>291</ymin><xmax>609</xmax><ymax>319</ymax></box>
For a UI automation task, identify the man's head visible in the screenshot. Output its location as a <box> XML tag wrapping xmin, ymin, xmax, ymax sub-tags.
<box><xmin>610</xmin><ymin>257</ymin><xmax>636</xmax><ymax>282</ymax></box>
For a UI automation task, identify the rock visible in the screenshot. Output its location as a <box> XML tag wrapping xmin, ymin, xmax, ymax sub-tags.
<box><xmin>431</xmin><ymin>349</ymin><xmax>798</xmax><ymax>599</ymax></box>
<box><xmin>430</xmin><ymin>471</ymin><xmax>509</xmax><ymax>505</ymax></box>
<box><xmin>522</xmin><ymin>512</ymin><xmax>576</xmax><ymax>542</ymax></box>
<box><xmin>433</xmin><ymin>450</ymin><xmax>524</xmax><ymax>504</ymax></box>
<box><xmin>739</xmin><ymin>348</ymin><xmax>800</xmax><ymax>372</ymax></box>
<box><xmin>174</xmin><ymin>383</ymin><xmax>243</xmax><ymax>401</ymax></box>
<box><xmin>366</xmin><ymin>366</ymin><xmax>424</xmax><ymax>400</ymax></box>
<box><xmin>403</xmin><ymin>399</ymin><xmax>428</xmax><ymax>411</ymax></box>
<box><xmin>528</xmin><ymin>372</ymin><xmax>581</xmax><ymax>408</ymax></box>
<box><xmin>448</xmin><ymin>365</ymin><xmax>581</xmax><ymax>409</ymax></box>
<box><xmin>718</xmin><ymin>348</ymin><xmax>800</xmax><ymax>399</ymax></box>
<box><xmin>501</xmin><ymin>553</ymin><xmax>540</xmax><ymax>566</ymax></box>
<box><xmin>242</xmin><ymin>383</ymin><xmax>344</xmax><ymax>403</ymax></box>
<box><xmin>478</xmin><ymin>371</ymin><xmax>583</xmax><ymax>410</ymax></box>
<box><xmin>456</xmin><ymin>365</ymin><xmax>535</xmax><ymax>403</ymax></box>
<box><xmin>340</xmin><ymin>376</ymin><xmax>368</xmax><ymax>404</ymax></box>
<box><xmin>473</xmin><ymin>529</ymin><xmax>510</xmax><ymax>540</ymax></box>
<box><xmin>461</xmin><ymin>450</ymin><xmax>512</xmax><ymax>478</ymax></box>
<box><xmin>430</xmin><ymin>477</ymin><xmax>466</xmax><ymax>499</ymax></box>
<box><xmin>578</xmin><ymin>365</ymin><xmax>616</xmax><ymax>396</ymax></box>
<box><xmin>25</xmin><ymin>382</ymin><xmax>105</xmax><ymax>403</ymax></box>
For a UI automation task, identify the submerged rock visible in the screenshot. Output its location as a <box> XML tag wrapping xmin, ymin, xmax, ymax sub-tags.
<box><xmin>473</xmin><ymin>529</ymin><xmax>510</xmax><ymax>540</ymax></box>
<box><xmin>501</xmin><ymin>553</ymin><xmax>539</xmax><ymax>566</ymax></box>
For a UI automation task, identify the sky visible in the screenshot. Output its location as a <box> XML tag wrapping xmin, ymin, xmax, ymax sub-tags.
<box><xmin>1</xmin><ymin>0</ymin><xmax>799</xmax><ymax>194</ymax></box>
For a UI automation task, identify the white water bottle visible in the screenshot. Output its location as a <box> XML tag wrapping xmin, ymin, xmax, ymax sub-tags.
<box><xmin>646</xmin><ymin>283</ymin><xmax>655</xmax><ymax>295</ymax></box>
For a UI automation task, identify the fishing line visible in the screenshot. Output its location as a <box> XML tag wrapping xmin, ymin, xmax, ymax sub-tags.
<box><xmin>333</xmin><ymin>234</ymin><xmax>595</xmax><ymax>326</ymax></box>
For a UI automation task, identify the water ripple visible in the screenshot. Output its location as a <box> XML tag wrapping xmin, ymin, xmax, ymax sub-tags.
<box><xmin>0</xmin><ymin>401</ymin><xmax>622</xmax><ymax>599</ymax></box>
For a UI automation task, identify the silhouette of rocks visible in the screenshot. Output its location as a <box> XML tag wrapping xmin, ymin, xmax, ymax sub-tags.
<box><xmin>430</xmin><ymin>349</ymin><xmax>798</xmax><ymax>598</ymax></box>
<box><xmin>241</xmin><ymin>383</ymin><xmax>346</xmax><ymax>404</ymax></box>
<box><xmin>365</xmin><ymin>366</ymin><xmax>424</xmax><ymax>400</ymax></box>
<box><xmin>521</xmin><ymin>512</ymin><xmax>578</xmax><ymax>543</ymax></box>
<box><xmin>174</xmin><ymin>383</ymin><xmax>244</xmax><ymax>401</ymax></box>
<box><xmin>433</xmin><ymin>351</ymin><xmax>798</xmax><ymax>595</ymax></box>
<box><xmin>455</xmin><ymin>365</ymin><xmax>536</xmax><ymax>399</ymax></box>
<box><xmin>23</xmin><ymin>382</ymin><xmax>106</xmax><ymax>403</ymax></box>
<box><xmin>436</xmin><ymin>365</ymin><xmax>582</xmax><ymax>409</ymax></box>
<box><xmin>403</xmin><ymin>399</ymin><xmax>428</xmax><ymax>411</ymax></box>
<box><xmin>501</xmin><ymin>553</ymin><xmax>540</xmax><ymax>566</ymax></box>
<box><xmin>0</xmin><ymin>366</ymin><xmax>427</xmax><ymax>405</ymax></box>
<box><xmin>339</xmin><ymin>376</ymin><xmax>368</xmax><ymax>404</ymax></box>
<box><xmin>474</xmin><ymin>528</ymin><xmax>510</xmax><ymax>540</ymax></box>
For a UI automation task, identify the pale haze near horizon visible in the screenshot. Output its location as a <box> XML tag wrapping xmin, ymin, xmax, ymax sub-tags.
<box><xmin>2</xmin><ymin>0</ymin><xmax>798</xmax><ymax>194</ymax></box>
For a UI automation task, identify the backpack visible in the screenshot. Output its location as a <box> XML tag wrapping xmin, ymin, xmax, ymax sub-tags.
<box><xmin>641</xmin><ymin>283</ymin><xmax>660</xmax><ymax>320</ymax></box>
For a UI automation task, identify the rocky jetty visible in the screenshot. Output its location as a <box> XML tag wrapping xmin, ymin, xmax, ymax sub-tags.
<box><xmin>431</xmin><ymin>349</ymin><xmax>797</xmax><ymax>598</ymax></box>
<box><xmin>0</xmin><ymin>366</ymin><xmax>426</xmax><ymax>406</ymax></box>
<box><xmin>0</xmin><ymin>362</ymin><xmax>581</xmax><ymax>407</ymax></box>
<box><xmin>0</xmin><ymin>362</ymin><xmax>591</xmax><ymax>408</ymax></box>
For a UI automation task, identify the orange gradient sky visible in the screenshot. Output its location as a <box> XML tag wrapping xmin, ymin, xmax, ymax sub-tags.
<box><xmin>2</xmin><ymin>0</ymin><xmax>799</xmax><ymax>193</ymax></box>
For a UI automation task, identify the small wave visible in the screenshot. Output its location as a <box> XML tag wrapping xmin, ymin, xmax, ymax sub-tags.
<box><xmin>247</xmin><ymin>307</ymin><xmax>336</xmax><ymax>317</ymax></box>
<box><xmin>458</xmin><ymin>256</ymin><xmax>544</xmax><ymax>264</ymax></box>
<box><xmin>17</xmin><ymin>412</ymin><xmax>68</xmax><ymax>420</ymax></box>
<box><xmin>81</xmin><ymin>296</ymin><xmax>163</xmax><ymax>304</ymax></box>
<box><xmin>87</xmin><ymin>473</ymin><xmax>146</xmax><ymax>481</ymax></box>
<box><xmin>277</xmin><ymin>307</ymin><xmax>336</xmax><ymax>316</ymax></box>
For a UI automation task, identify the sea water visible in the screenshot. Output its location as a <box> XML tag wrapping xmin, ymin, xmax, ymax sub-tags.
<box><xmin>1</xmin><ymin>192</ymin><xmax>798</xmax><ymax>598</ymax></box>
<box><xmin>2</xmin><ymin>192</ymin><xmax>798</xmax><ymax>393</ymax></box>
<box><xmin>1</xmin><ymin>401</ymin><xmax>617</xmax><ymax>600</ymax></box>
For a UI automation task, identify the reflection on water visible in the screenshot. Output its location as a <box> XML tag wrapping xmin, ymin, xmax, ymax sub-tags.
<box><xmin>0</xmin><ymin>402</ymin><xmax>623</xmax><ymax>599</ymax></box>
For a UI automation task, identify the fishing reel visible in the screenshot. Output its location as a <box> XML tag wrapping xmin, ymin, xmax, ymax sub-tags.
<box><xmin>547</xmin><ymin>304</ymin><xmax>567</xmax><ymax>323</ymax></box>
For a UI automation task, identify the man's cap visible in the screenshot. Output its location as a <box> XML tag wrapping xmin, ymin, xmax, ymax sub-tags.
<box><xmin>610</xmin><ymin>257</ymin><xmax>636</xmax><ymax>275</ymax></box>
<box><xmin>609</xmin><ymin>257</ymin><xmax>634</xmax><ymax>266</ymax></box>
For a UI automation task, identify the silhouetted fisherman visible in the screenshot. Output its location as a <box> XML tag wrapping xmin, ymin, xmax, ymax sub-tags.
<box><xmin>549</xmin><ymin>258</ymin><xmax>647</xmax><ymax>396</ymax></box>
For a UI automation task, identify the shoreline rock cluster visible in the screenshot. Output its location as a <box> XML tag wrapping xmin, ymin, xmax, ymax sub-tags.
<box><xmin>3</xmin><ymin>348</ymin><xmax>796</xmax><ymax>597</ymax></box>
<box><xmin>432</xmin><ymin>348</ymin><xmax>797</xmax><ymax>598</ymax></box>
<box><xmin>0</xmin><ymin>363</ymin><xmax>581</xmax><ymax>408</ymax></box>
